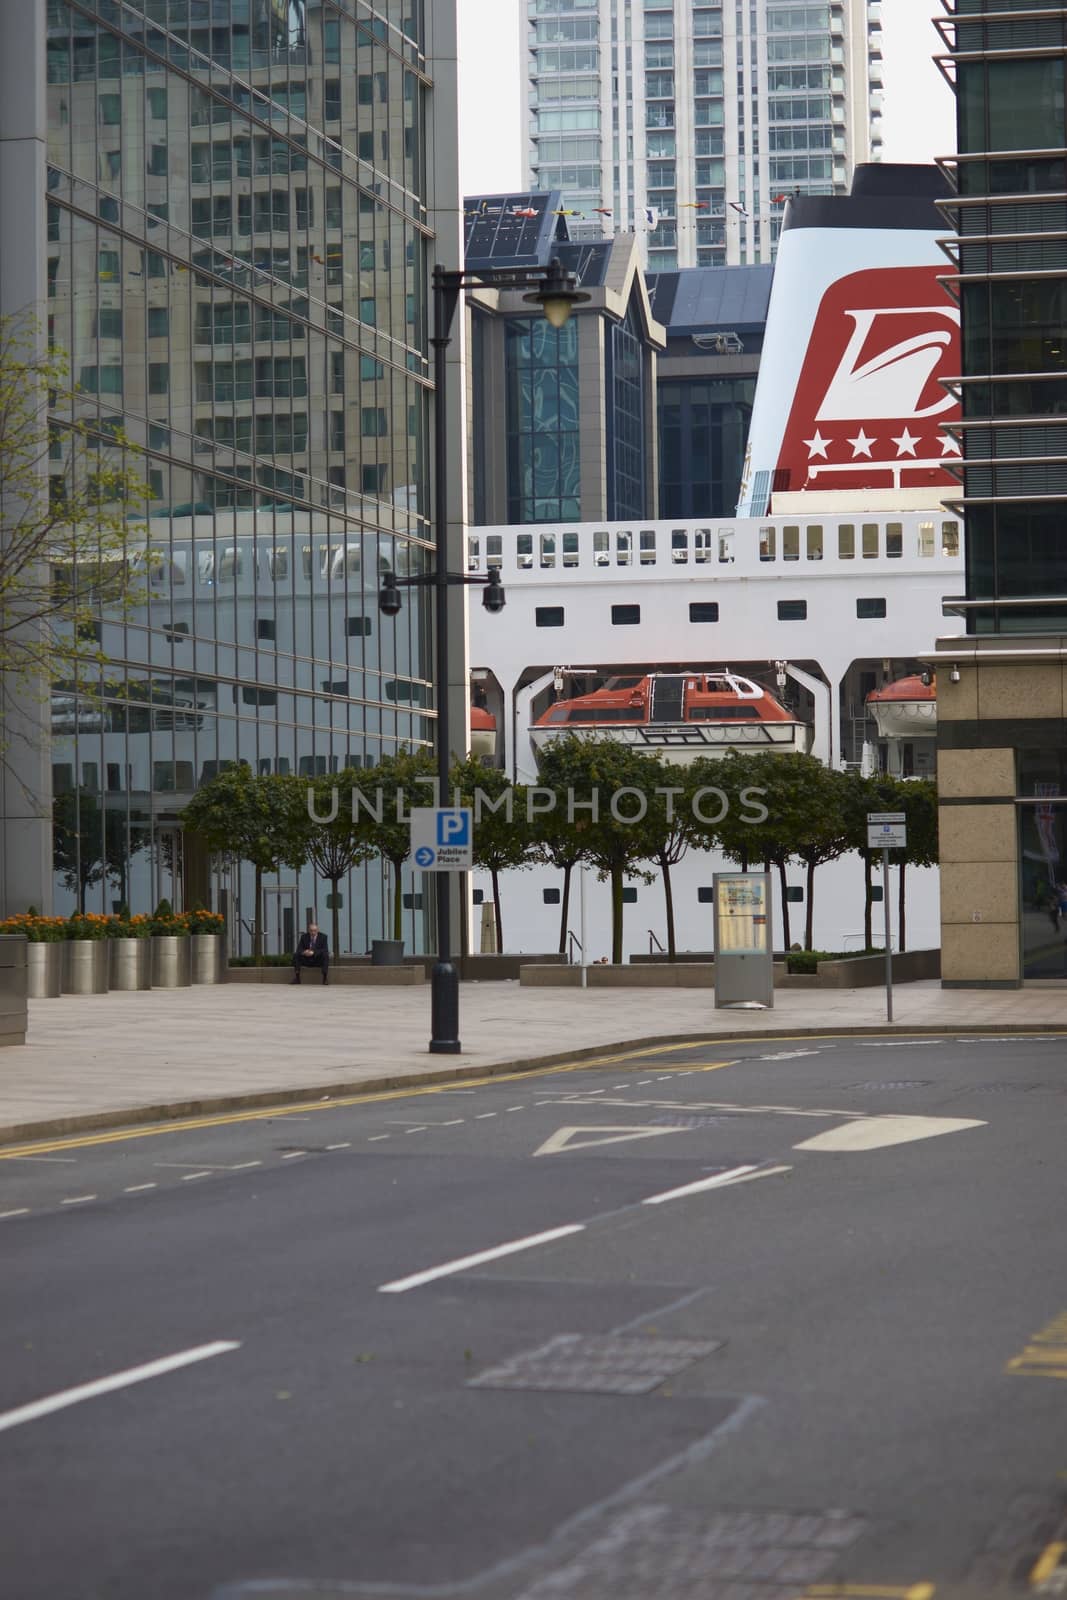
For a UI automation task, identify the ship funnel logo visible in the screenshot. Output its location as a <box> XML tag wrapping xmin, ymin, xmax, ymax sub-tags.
<box><xmin>773</xmin><ymin>265</ymin><xmax>962</xmax><ymax>495</ymax></box>
<box><xmin>817</xmin><ymin>307</ymin><xmax>959</xmax><ymax>423</ymax></box>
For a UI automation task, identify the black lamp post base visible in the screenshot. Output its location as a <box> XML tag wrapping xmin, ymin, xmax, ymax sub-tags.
<box><xmin>429</xmin><ymin>961</ymin><xmax>461</xmax><ymax>1054</ymax></box>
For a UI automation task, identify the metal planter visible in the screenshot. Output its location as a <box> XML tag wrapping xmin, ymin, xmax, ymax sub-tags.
<box><xmin>62</xmin><ymin>939</ymin><xmax>110</xmax><ymax>996</ymax></box>
<box><xmin>150</xmin><ymin>934</ymin><xmax>192</xmax><ymax>988</ymax></box>
<box><xmin>108</xmin><ymin>937</ymin><xmax>152</xmax><ymax>991</ymax></box>
<box><xmin>26</xmin><ymin>942</ymin><xmax>64</xmax><ymax>999</ymax></box>
<box><xmin>190</xmin><ymin>933</ymin><xmax>227</xmax><ymax>985</ymax></box>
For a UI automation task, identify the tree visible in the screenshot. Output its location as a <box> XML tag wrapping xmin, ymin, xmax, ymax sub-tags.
<box><xmin>534</xmin><ymin>737</ymin><xmax>659</xmax><ymax>964</ymax></box>
<box><xmin>690</xmin><ymin>752</ymin><xmax>799</xmax><ymax>948</ymax></box>
<box><xmin>298</xmin><ymin>771</ymin><xmax>374</xmax><ymax>960</ymax></box>
<box><xmin>840</xmin><ymin>768</ymin><xmax>883</xmax><ymax>951</ymax></box>
<box><xmin>530</xmin><ymin>795</ymin><xmax>592</xmax><ymax>956</ymax></box>
<box><xmin>634</xmin><ymin>753</ymin><xmax>696</xmax><ymax>960</ymax></box>
<box><xmin>180</xmin><ymin>767</ymin><xmax>307</xmax><ymax>959</ymax></box>
<box><xmin>0</xmin><ymin>315</ymin><xmax>155</xmax><ymax>697</ymax></box>
<box><xmin>870</xmin><ymin>774</ymin><xmax>939</xmax><ymax>953</ymax></box>
<box><xmin>52</xmin><ymin>789</ymin><xmax>150</xmax><ymax>912</ymax></box>
<box><xmin>450</xmin><ymin>756</ymin><xmax>535</xmax><ymax>952</ymax></box>
<box><xmin>355</xmin><ymin>748</ymin><xmax>437</xmax><ymax>944</ymax></box>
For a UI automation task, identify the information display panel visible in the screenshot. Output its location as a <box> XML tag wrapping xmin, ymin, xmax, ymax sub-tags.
<box><xmin>714</xmin><ymin>872</ymin><xmax>774</xmax><ymax>1009</ymax></box>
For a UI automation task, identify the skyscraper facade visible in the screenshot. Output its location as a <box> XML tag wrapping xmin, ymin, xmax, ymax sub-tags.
<box><xmin>522</xmin><ymin>0</ymin><xmax>883</xmax><ymax>270</ymax></box>
<box><xmin>0</xmin><ymin>1</ymin><xmax>462</xmax><ymax>955</ymax></box>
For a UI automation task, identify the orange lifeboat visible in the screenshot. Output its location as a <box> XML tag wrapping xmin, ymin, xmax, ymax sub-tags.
<box><xmin>470</xmin><ymin>703</ymin><xmax>497</xmax><ymax>758</ymax></box>
<box><xmin>866</xmin><ymin>674</ymin><xmax>937</xmax><ymax>741</ymax></box>
<box><xmin>531</xmin><ymin>671</ymin><xmax>813</xmax><ymax>764</ymax></box>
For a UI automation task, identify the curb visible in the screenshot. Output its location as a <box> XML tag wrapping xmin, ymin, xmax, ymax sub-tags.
<box><xmin>3</xmin><ymin>1020</ymin><xmax>1066</xmax><ymax>1149</ymax></box>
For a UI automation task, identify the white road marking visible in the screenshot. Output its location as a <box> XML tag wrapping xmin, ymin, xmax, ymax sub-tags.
<box><xmin>794</xmin><ymin>1115</ymin><xmax>986</xmax><ymax>1153</ymax></box>
<box><xmin>0</xmin><ymin>1341</ymin><xmax>241</xmax><ymax>1435</ymax></box>
<box><xmin>612</xmin><ymin>1083</ymin><xmax>627</xmax><ymax>1088</ymax></box>
<box><xmin>642</xmin><ymin>1165</ymin><xmax>791</xmax><ymax>1206</ymax></box>
<box><xmin>506</xmin><ymin>1106</ymin><xmax>524</xmax><ymax>1113</ymax></box>
<box><xmin>534</xmin><ymin>1125</ymin><xmax>686</xmax><ymax>1158</ymax></box>
<box><xmin>475</xmin><ymin>1112</ymin><xmax>497</xmax><ymax>1120</ymax></box>
<box><xmin>759</xmin><ymin>1050</ymin><xmax>822</xmax><ymax>1061</ymax></box>
<box><xmin>5</xmin><ymin>1154</ymin><xmax>77</xmax><ymax>1164</ymax></box>
<box><xmin>584</xmin><ymin>1089</ymin><xmax>605</xmax><ymax>1095</ymax></box>
<box><xmin>656</xmin><ymin>1075</ymin><xmax>673</xmax><ymax>1081</ymax></box>
<box><xmin>325</xmin><ymin>1143</ymin><xmax>350</xmax><ymax>1152</ymax></box>
<box><xmin>181</xmin><ymin>1171</ymin><xmax>212</xmax><ymax>1181</ymax></box>
<box><xmin>231</xmin><ymin>1161</ymin><xmax>262</xmax><ymax>1170</ymax></box>
<box><xmin>637</xmin><ymin>1079</ymin><xmax>653</xmax><ymax>1085</ymax></box>
<box><xmin>123</xmin><ymin>1183</ymin><xmax>157</xmax><ymax>1194</ymax></box>
<box><xmin>368</xmin><ymin>1134</ymin><xmax>390</xmax><ymax>1142</ymax></box>
<box><xmin>860</xmin><ymin>1040</ymin><xmax>945</xmax><ymax>1049</ymax></box>
<box><xmin>379</xmin><ymin>1224</ymin><xmax>586</xmax><ymax>1294</ymax></box>
<box><xmin>441</xmin><ymin>1119</ymin><xmax>466</xmax><ymax>1127</ymax></box>
<box><xmin>405</xmin><ymin>1127</ymin><xmax>427</xmax><ymax>1135</ymax></box>
<box><xmin>280</xmin><ymin>1151</ymin><xmax>307</xmax><ymax>1160</ymax></box>
<box><xmin>155</xmin><ymin>1162</ymin><xmax>244</xmax><ymax>1172</ymax></box>
<box><xmin>0</xmin><ymin>1208</ymin><xmax>30</xmax><ymax>1219</ymax></box>
<box><xmin>60</xmin><ymin>1195</ymin><xmax>96</xmax><ymax>1206</ymax></box>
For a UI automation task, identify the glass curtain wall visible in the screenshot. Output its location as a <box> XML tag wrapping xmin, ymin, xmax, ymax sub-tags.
<box><xmin>43</xmin><ymin>0</ymin><xmax>435</xmax><ymax>955</ymax></box>
<box><xmin>504</xmin><ymin>316</ymin><xmax>580</xmax><ymax>522</ymax></box>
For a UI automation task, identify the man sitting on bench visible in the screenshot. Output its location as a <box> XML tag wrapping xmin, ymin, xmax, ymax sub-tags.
<box><xmin>291</xmin><ymin>920</ymin><xmax>329</xmax><ymax>985</ymax></box>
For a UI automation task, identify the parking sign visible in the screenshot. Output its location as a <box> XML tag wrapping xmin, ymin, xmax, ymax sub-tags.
<box><xmin>410</xmin><ymin>808</ymin><xmax>473</xmax><ymax>872</ymax></box>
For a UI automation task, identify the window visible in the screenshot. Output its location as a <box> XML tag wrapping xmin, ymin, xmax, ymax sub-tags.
<box><xmin>99</xmin><ymin>94</ymin><xmax>120</xmax><ymax>125</ymax></box>
<box><xmin>242</xmin><ymin>686</ymin><xmax>277</xmax><ymax>706</ymax></box>
<box><xmin>98</xmin><ymin>249</ymin><xmax>120</xmax><ymax>281</ymax></box>
<box><xmin>147</xmin><ymin>144</ymin><xmax>168</xmax><ymax>177</ymax></box>
<box><xmin>347</xmin><ymin>616</ymin><xmax>372</xmax><ymax>637</ymax></box>
<box><xmin>325</xmin><ymin>81</ymin><xmax>341</xmax><ymax>121</ymax></box>
<box><xmin>689</xmin><ymin>602</ymin><xmax>719</xmax><ymax>622</ymax></box>
<box><xmin>777</xmin><ymin>600</ymin><xmax>807</xmax><ymax>620</ymax></box>
<box><xmin>95</xmin><ymin>308</ymin><xmax>123</xmax><ymax>339</ymax></box>
<box><xmin>472</xmin><ymin>889</ymin><xmax>484</xmax><ymax>905</ymax></box>
<box><xmin>79</xmin><ymin>364</ymin><xmax>123</xmax><ymax>395</ymax></box>
<box><xmin>147</xmin><ymin>88</ymin><xmax>167</xmax><ymax>119</ymax></box>
<box><xmin>886</xmin><ymin>523</ymin><xmax>903</xmax><ymax>558</ymax></box>
<box><xmin>535</xmin><ymin>606</ymin><xmax>565</xmax><ymax>627</ymax></box>
<box><xmin>148</xmin><ymin>362</ymin><xmax>169</xmax><ymax>395</ymax></box>
<box><xmin>361</xmin><ymin>407</ymin><xmax>388</xmax><ymax>437</ymax></box>
<box><xmin>785</xmin><ymin>886</ymin><xmax>804</xmax><ymax>903</ymax></box>
<box><xmin>838</xmin><ymin>524</ymin><xmax>855</xmax><ymax>559</ymax></box>
<box><xmin>256</xmin><ymin>618</ymin><xmax>276</xmax><ymax>640</ymax></box>
<box><xmin>621</xmin><ymin>888</ymin><xmax>638</xmax><ymax>904</ymax></box>
<box><xmin>361</xmin><ymin>464</ymin><xmax>387</xmax><ymax>494</ymax></box>
<box><xmin>360</xmin><ymin>355</ymin><xmax>384</xmax><ymax>380</ymax></box>
<box><xmin>857</xmin><ymin>598</ymin><xmax>887</xmax><ymax>619</ymax></box>
<box><xmin>402</xmin><ymin>894</ymin><xmax>424</xmax><ymax>911</ymax></box>
<box><xmin>543</xmin><ymin>888</ymin><xmax>561</xmax><ymax>905</ymax></box>
<box><xmin>697</xmin><ymin>886</ymin><xmax>714</xmax><ymax>904</ymax></box>
<box><xmin>147</xmin><ymin>307</ymin><xmax>169</xmax><ymax>338</ymax></box>
<box><xmin>862</xmin><ymin>524</ymin><xmax>879</xmax><ymax>558</ymax></box>
<box><xmin>612</xmin><ymin>604</ymin><xmax>641</xmax><ymax>625</ymax></box>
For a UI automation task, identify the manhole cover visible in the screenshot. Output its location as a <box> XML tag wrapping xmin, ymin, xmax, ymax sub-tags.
<box><xmin>516</xmin><ymin>1503</ymin><xmax>867</xmax><ymax>1598</ymax></box>
<box><xmin>468</xmin><ymin>1334</ymin><xmax>721</xmax><ymax>1395</ymax></box>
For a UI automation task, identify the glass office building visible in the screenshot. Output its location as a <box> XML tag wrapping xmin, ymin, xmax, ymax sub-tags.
<box><xmin>0</xmin><ymin>1</ymin><xmax>459</xmax><ymax>955</ymax></box>
<box><xmin>522</xmin><ymin>0</ymin><xmax>883</xmax><ymax>270</ymax></box>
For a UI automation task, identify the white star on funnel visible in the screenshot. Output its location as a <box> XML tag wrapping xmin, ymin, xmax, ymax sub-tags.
<box><xmin>847</xmin><ymin>428</ymin><xmax>875</xmax><ymax>458</ymax></box>
<box><xmin>804</xmin><ymin>430</ymin><xmax>830</xmax><ymax>460</ymax></box>
<box><xmin>940</xmin><ymin>433</ymin><xmax>962</xmax><ymax>456</ymax></box>
<box><xmin>892</xmin><ymin>427</ymin><xmax>920</xmax><ymax>457</ymax></box>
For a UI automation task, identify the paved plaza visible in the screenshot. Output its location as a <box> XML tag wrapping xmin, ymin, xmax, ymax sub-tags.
<box><xmin>3</xmin><ymin>977</ymin><xmax>1067</xmax><ymax>1144</ymax></box>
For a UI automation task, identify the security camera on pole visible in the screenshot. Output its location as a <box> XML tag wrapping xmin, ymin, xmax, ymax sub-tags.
<box><xmin>867</xmin><ymin>811</ymin><xmax>907</xmax><ymax>1022</ymax></box>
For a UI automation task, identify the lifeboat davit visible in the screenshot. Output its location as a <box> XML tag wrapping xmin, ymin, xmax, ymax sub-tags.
<box><xmin>531</xmin><ymin>671</ymin><xmax>813</xmax><ymax>765</ymax></box>
<box><xmin>865</xmin><ymin>674</ymin><xmax>937</xmax><ymax>741</ymax></box>
<box><xmin>470</xmin><ymin>703</ymin><xmax>497</xmax><ymax>758</ymax></box>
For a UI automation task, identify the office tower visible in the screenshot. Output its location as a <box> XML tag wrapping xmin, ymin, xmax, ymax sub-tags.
<box><xmin>0</xmin><ymin>1</ymin><xmax>461</xmax><ymax>955</ymax></box>
<box><xmin>934</xmin><ymin>0</ymin><xmax>1067</xmax><ymax>985</ymax></box>
<box><xmin>522</xmin><ymin>0</ymin><xmax>883</xmax><ymax>269</ymax></box>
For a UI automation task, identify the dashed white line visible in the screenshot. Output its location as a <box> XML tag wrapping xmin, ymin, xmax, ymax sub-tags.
<box><xmin>441</xmin><ymin>1119</ymin><xmax>466</xmax><ymax>1126</ymax></box>
<box><xmin>656</xmin><ymin>1075</ymin><xmax>673</xmax><ymax>1081</ymax></box>
<box><xmin>232</xmin><ymin>1161</ymin><xmax>262</xmax><ymax>1170</ymax></box>
<box><xmin>0</xmin><ymin>1341</ymin><xmax>241</xmax><ymax>1435</ymax></box>
<box><xmin>475</xmin><ymin>1112</ymin><xmax>497</xmax><ymax>1120</ymax></box>
<box><xmin>123</xmin><ymin>1183</ymin><xmax>157</xmax><ymax>1194</ymax></box>
<box><xmin>325</xmin><ymin>1143</ymin><xmax>350</xmax><ymax>1152</ymax></box>
<box><xmin>0</xmin><ymin>1208</ymin><xmax>30</xmax><ymax>1220</ymax></box>
<box><xmin>612</xmin><ymin>1083</ymin><xmax>627</xmax><ymax>1089</ymax></box>
<box><xmin>642</xmin><ymin>1165</ymin><xmax>790</xmax><ymax>1207</ymax></box>
<box><xmin>368</xmin><ymin>1134</ymin><xmax>390</xmax><ymax>1142</ymax></box>
<box><xmin>637</xmin><ymin>1079</ymin><xmax>653</xmax><ymax>1085</ymax></box>
<box><xmin>280</xmin><ymin>1151</ymin><xmax>306</xmax><ymax>1160</ymax></box>
<box><xmin>405</xmin><ymin>1127</ymin><xmax>427</xmax><ymax>1135</ymax></box>
<box><xmin>60</xmin><ymin>1195</ymin><xmax>96</xmax><ymax>1206</ymax></box>
<box><xmin>5</xmin><ymin>1154</ymin><xmax>77</xmax><ymax>1164</ymax></box>
<box><xmin>506</xmin><ymin>1106</ymin><xmax>524</xmax><ymax>1113</ymax></box>
<box><xmin>181</xmin><ymin>1171</ymin><xmax>212</xmax><ymax>1182</ymax></box>
<box><xmin>379</xmin><ymin>1224</ymin><xmax>586</xmax><ymax>1294</ymax></box>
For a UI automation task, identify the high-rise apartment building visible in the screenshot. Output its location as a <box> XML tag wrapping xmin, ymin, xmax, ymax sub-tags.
<box><xmin>0</xmin><ymin>1</ymin><xmax>462</xmax><ymax>955</ymax></box>
<box><xmin>522</xmin><ymin>0</ymin><xmax>883</xmax><ymax>269</ymax></box>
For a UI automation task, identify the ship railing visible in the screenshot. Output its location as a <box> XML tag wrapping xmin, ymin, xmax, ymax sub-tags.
<box><xmin>567</xmin><ymin>930</ymin><xmax>583</xmax><ymax>965</ymax></box>
<box><xmin>648</xmin><ymin>930</ymin><xmax>665</xmax><ymax>956</ymax></box>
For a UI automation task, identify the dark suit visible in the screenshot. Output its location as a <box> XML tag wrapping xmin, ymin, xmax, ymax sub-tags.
<box><xmin>292</xmin><ymin>930</ymin><xmax>329</xmax><ymax>983</ymax></box>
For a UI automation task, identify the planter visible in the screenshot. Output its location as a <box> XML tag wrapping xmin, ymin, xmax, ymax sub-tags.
<box><xmin>61</xmin><ymin>939</ymin><xmax>109</xmax><ymax>995</ymax></box>
<box><xmin>191</xmin><ymin>933</ymin><xmax>228</xmax><ymax>985</ymax></box>
<box><xmin>151</xmin><ymin>934</ymin><xmax>192</xmax><ymax>988</ymax></box>
<box><xmin>371</xmin><ymin>938</ymin><xmax>404</xmax><ymax>968</ymax></box>
<box><xmin>26</xmin><ymin>941</ymin><xmax>64</xmax><ymax>999</ymax></box>
<box><xmin>108</xmin><ymin>937</ymin><xmax>152</xmax><ymax>992</ymax></box>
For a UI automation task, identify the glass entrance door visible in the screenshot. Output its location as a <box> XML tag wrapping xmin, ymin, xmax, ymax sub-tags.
<box><xmin>263</xmin><ymin>887</ymin><xmax>298</xmax><ymax>958</ymax></box>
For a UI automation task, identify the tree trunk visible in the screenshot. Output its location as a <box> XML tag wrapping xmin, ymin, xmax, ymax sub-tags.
<box><xmin>491</xmin><ymin>866</ymin><xmax>503</xmax><ymax>953</ymax></box>
<box><xmin>558</xmin><ymin>861</ymin><xmax>573</xmax><ymax>955</ymax></box>
<box><xmin>863</xmin><ymin>852</ymin><xmax>873</xmax><ymax>950</ymax></box>
<box><xmin>253</xmin><ymin>862</ymin><xmax>263</xmax><ymax>963</ymax></box>
<box><xmin>661</xmin><ymin>853</ymin><xmax>676</xmax><ymax>960</ymax></box>
<box><xmin>610</xmin><ymin>862</ymin><xmax>624</xmax><ymax>964</ymax></box>
<box><xmin>776</xmin><ymin>858</ymin><xmax>791</xmax><ymax>949</ymax></box>
<box><xmin>804</xmin><ymin>859</ymin><xmax>816</xmax><ymax>950</ymax></box>
<box><xmin>898</xmin><ymin>859</ymin><xmax>907</xmax><ymax>953</ymax></box>
<box><xmin>330</xmin><ymin>877</ymin><xmax>341</xmax><ymax>962</ymax></box>
<box><xmin>392</xmin><ymin>858</ymin><xmax>403</xmax><ymax>942</ymax></box>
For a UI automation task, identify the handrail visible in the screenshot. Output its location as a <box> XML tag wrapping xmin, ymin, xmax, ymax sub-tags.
<box><xmin>648</xmin><ymin>929</ymin><xmax>665</xmax><ymax>954</ymax></box>
<box><xmin>567</xmin><ymin>930</ymin><xmax>582</xmax><ymax>964</ymax></box>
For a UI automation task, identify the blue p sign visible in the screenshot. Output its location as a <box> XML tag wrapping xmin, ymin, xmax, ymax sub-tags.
<box><xmin>437</xmin><ymin>810</ymin><xmax>470</xmax><ymax>847</ymax></box>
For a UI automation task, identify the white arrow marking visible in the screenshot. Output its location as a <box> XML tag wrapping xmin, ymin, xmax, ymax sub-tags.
<box><xmin>533</xmin><ymin>1125</ymin><xmax>686</xmax><ymax>1157</ymax></box>
<box><xmin>794</xmin><ymin>1115</ymin><xmax>985</xmax><ymax>1153</ymax></box>
<box><xmin>0</xmin><ymin>1342</ymin><xmax>241</xmax><ymax>1434</ymax></box>
<box><xmin>758</xmin><ymin>1049</ymin><xmax>822</xmax><ymax>1060</ymax></box>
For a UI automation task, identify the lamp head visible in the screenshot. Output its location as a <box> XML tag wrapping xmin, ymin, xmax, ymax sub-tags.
<box><xmin>524</xmin><ymin>257</ymin><xmax>590</xmax><ymax>330</ymax></box>
<box><xmin>482</xmin><ymin>572</ymin><xmax>506</xmax><ymax>614</ymax></box>
<box><xmin>378</xmin><ymin>571</ymin><xmax>402</xmax><ymax>617</ymax></box>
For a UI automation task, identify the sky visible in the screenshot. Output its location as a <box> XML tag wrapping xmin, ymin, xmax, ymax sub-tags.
<box><xmin>456</xmin><ymin>0</ymin><xmax>956</xmax><ymax>197</ymax></box>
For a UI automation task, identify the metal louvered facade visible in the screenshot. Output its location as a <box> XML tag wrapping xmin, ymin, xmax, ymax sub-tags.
<box><xmin>937</xmin><ymin>0</ymin><xmax>1067</xmax><ymax>633</ymax></box>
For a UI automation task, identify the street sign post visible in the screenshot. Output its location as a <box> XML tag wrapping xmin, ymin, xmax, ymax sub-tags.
<box><xmin>867</xmin><ymin>811</ymin><xmax>906</xmax><ymax>1023</ymax></box>
<box><xmin>409</xmin><ymin>808</ymin><xmax>474</xmax><ymax>872</ymax></box>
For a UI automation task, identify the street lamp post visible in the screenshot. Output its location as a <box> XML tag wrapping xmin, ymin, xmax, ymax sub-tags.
<box><xmin>381</xmin><ymin>258</ymin><xmax>589</xmax><ymax>1054</ymax></box>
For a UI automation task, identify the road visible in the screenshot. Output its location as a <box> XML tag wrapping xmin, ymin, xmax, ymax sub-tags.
<box><xmin>2</xmin><ymin>1032</ymin><xmax>1066</xmax><ymax>1600</ymax></box>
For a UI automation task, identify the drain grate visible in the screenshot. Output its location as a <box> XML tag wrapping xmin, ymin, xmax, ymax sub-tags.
<box><xmin>467</xmin><ymin>1334</ymin><xmax>722</xmax><ymax>1396</ymax></box>
<box><xmin>846</xmin><ymin>1080</ymin><xmax>933</xmax><ymax>1091</ymax></box>
<box><xmin>652</xmin><ymin>1113</ymin><xmax>733</xmax><ymax>1128</ymax></box>
<box><xmin>516</xmin><ymin>1503</ymin><xmax>867</xmax><ymax>1599</ymax></box>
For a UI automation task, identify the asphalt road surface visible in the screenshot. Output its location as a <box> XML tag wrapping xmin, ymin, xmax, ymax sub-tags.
<box><xmin>3</xmin><ymin>1032</ymin><xmax>1067</xmax><ymax>1600</ymax></box>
